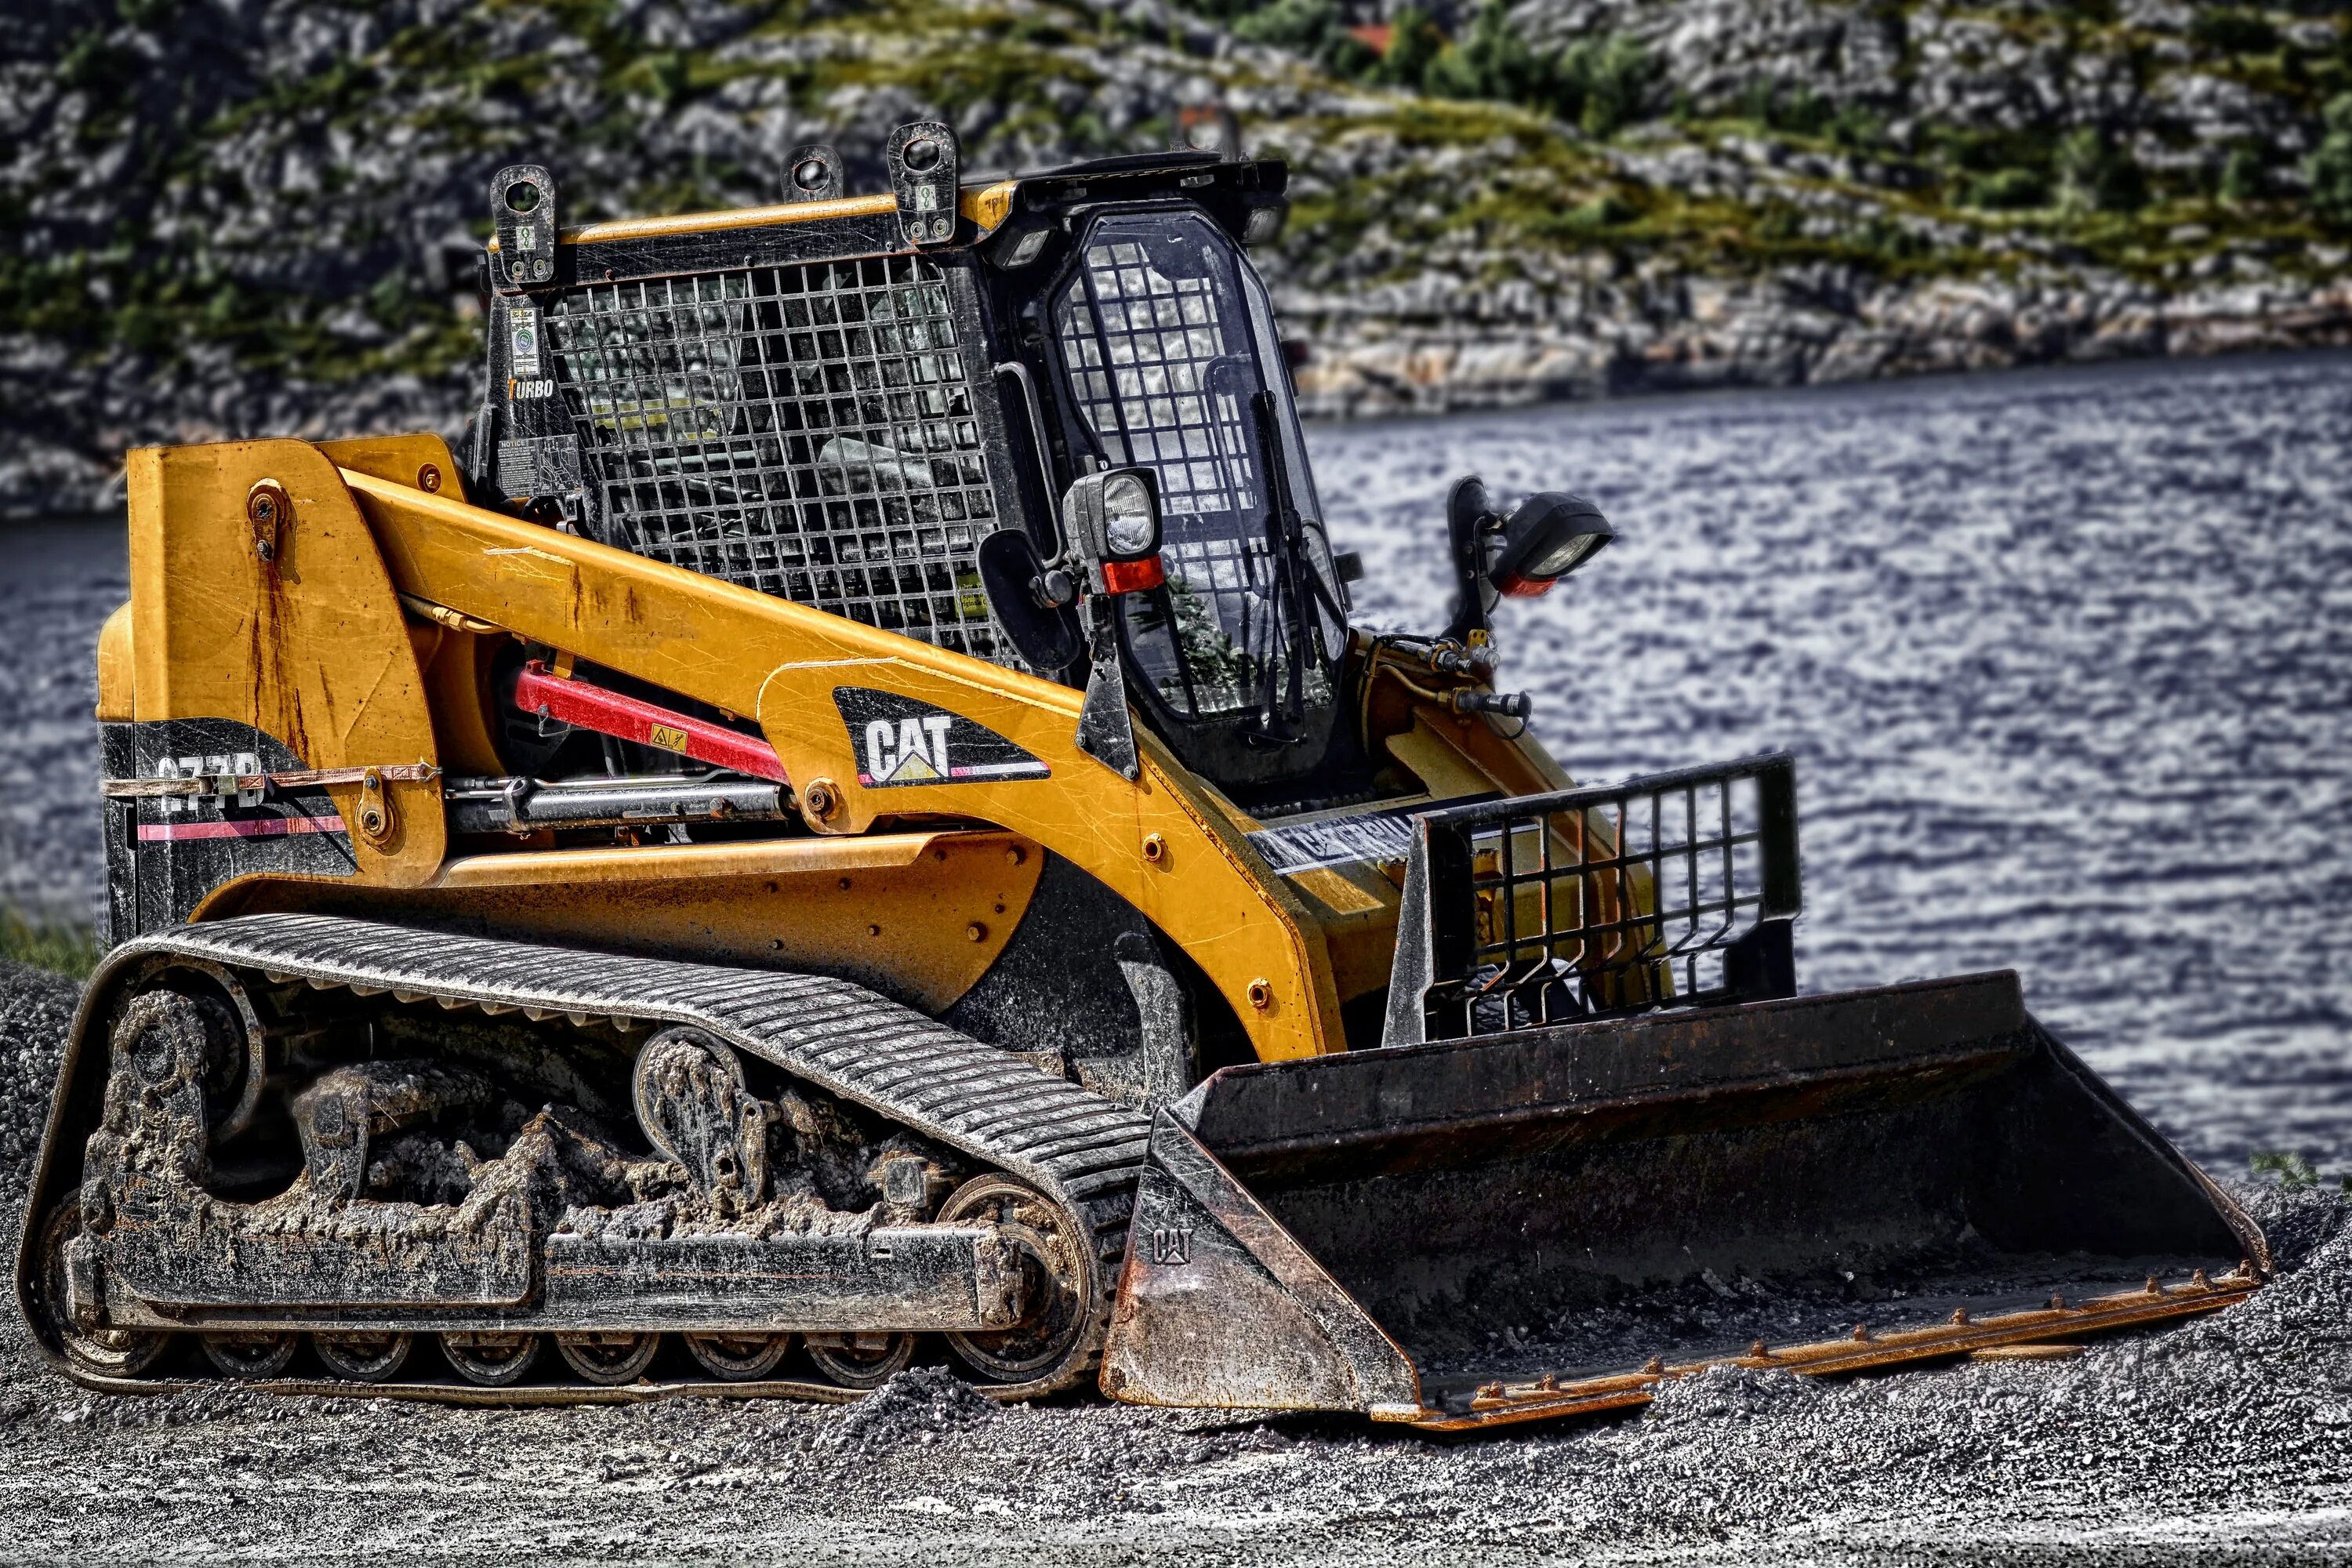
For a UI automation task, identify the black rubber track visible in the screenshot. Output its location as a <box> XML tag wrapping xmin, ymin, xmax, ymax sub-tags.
<box><xmin>24</xmin><ymin>913</ymin><xmax>1150</xmax><ymax>1405</ymax></box>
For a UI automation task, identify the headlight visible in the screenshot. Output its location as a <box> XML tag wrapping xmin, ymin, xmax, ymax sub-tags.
<box><xmin>1102</xmin><ymin>472</ymin><xmax>1158</xmax><ymax>557</ymax></box>
<box><xmin>1059</xmin><ymin>467</ymin><xmax>1167</xmax><ymax>596</ymax></box>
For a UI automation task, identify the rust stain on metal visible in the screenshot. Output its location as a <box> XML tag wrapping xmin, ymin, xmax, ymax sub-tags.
<box><xmin>1404</xmin><ymin>1270</ymin><xmax>2257</xmax><ymax>1432</ymax></box>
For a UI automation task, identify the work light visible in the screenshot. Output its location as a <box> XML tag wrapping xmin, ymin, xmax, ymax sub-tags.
<box><xmin>1489</xmin><ymin>493</ymin><xmax>1613</xmax><ymax>597</ymax></box>
<box><xmin>1062</xmin><ymin>467</ymin><xmax>1166</xmax><ymax>594</ymax></box>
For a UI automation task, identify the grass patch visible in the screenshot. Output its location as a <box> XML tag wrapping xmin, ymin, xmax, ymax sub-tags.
<box><xmin>2251</xmin><ymin>1149</ymin><xmax>2352</xmax><ymax>1193</ymax></box>
<box><xmin>0</xmin><ymin>907</ymin><xmax>101</xmax><ymax>981</ymax></box>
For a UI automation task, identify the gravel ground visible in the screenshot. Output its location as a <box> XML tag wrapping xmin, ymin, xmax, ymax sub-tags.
<box><xmin>3</xmin><ymin>961</ymin><xmax>2347</xmax><ymax>1563</ymax></box>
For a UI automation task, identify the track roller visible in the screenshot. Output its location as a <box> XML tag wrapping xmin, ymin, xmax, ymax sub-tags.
<box><xmin>201</xmin><ymin>1331</ymin><xmax>298</xmax><ymax>1379</ymax></box>
<box><xmin>442</xmin><ymin>1331</ymin><xmax>541</xmax><ymax>1386</ymax></box>
<box><xmin>314</xmin><ymin>1331</ymin><xmax>414</xmax><ymax>1383</ymax></box>
<box><xmin>806</xmin><ymin>1332</ymin><xmax>916</xmax><ymax>1390</ymax></box>
<box><xmin>684</xmin><ymin>1332</ymin><xmax>793</xmax><ymax>1381</ymax></box>
<box><xmin>554</xmin><ymin>1332</ymin><xmax>660</xmax><ymax>1386</ymax></box>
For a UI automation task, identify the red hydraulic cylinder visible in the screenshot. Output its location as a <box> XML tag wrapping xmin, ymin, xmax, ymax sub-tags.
<box><xmin>512</xmin><ymin>662</ymin><xmax>789</xmax><ymax>783</ymax></box>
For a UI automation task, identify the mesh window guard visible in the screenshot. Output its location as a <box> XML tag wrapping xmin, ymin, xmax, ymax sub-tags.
<box><xmin>1399</xmin><ymin>755</ymin><xmax>1803</xmax><ymax>1041</ymax></box>
<box><xmin>539</xmin><ymin>255</ymin><xmax>1017</xmax><ymax>666</ymax></box>
<box><xmin>1055</xmin><ymin>238</ymin><xmax>1259</xmax><ymax>519</ymax></box>
<box><xmin>1054</xmin><ymin>216</ymin><xmax>1305</xmax><ymax>718</ymax></box>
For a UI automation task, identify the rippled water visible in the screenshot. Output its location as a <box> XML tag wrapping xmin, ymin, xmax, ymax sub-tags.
<box><xmin>5</xmin><ymin>350</ymin><xmax>2347</xmax><ymax>1168</ymax></box>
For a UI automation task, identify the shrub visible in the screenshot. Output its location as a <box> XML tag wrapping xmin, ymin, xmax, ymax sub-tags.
<box><xmin>1231</xmin><ymin>0</ymin><xmax>1341</xmax><ymax>53</ymax></box>
<box><xmin>1563</xmin><ymin>193</ymin><xmax>1632</xmax><ymax>228</ymax></box>
<box><xmin>2251</xmin><ymin>1150</ymin><xmax>2320</xmax><ymax>1189</ymax></box>
<box><xmin>1733</xmin><ymin>79</ymin><xmax>1842</xmax><ymax>138</ymax></box>
<box><xmin>1427</xmin><ymin>0</ymin><xmax>1552</xmax><ymax>104</ymax></box>
<box><xmin>1828</xmin><ymin>103</ymin><xmax>1885</xmax><ymax>152</ymax></box>
<box><xmin>2189</xmin><ymin>10</ymin><xmax>2280</xmax><ymax>55</ymax></box>
<box><xmin>1559</xmin><ymin>34</ymin><xmax>1652</xmax><ymax>136</ymax></box>
<box><xmin>1407</xmin><ymin>1</ymin><xmax>1652</xmax><ymax>139</ymax></box>
<box><xmin>2057</xmin><ymin>126</ymin><xmax>2148</xmax><ymax>212</ymax></box>
<box><xmin>2310</xmin><ymin>93</ymin><xmax>2352</xmax><ymax>225</ymax></box>
<box><xmin>2220</xmin><ymin>145</ymin><xmax>2263</xmax><ymax>202</ymax></box>
<box><xmin>1374</xmin><ymin>7</ymin><xmax>1449</xmax><ymax>89</ymax></box>
<box><xmin>1966</xmin><ymin>166</ymin><xmax>2049</xmax><ymax>209</ymax></box>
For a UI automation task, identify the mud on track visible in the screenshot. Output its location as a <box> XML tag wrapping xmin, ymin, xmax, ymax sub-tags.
<box><xmin>2</xmin><ymin>959</ymin><xmax>2347</xmax><ymax>1564</ymax></box>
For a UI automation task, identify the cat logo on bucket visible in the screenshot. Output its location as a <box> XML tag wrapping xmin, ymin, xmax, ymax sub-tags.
<box><xmin>832</xmin><ymin>688</ymin><xmax>1051</xmax><ymax>789</ymax></box>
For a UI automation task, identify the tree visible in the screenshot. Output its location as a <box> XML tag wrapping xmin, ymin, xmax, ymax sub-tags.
<box><xmin>2056</xmin><ymin>126</ymin><xmax>2147</xmax><ymax>213</ymax></box>
<box><xmin>1374</xmin><ymin>8</ymin><xmax>1448</xmax><ymax>91</ymax></box>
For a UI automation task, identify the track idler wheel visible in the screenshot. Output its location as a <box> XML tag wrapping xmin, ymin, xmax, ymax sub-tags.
<box><xmin>684</xmin><ymin>1333</ymin><xmax>793</xmax><ymax>1381</ymax></box>
<box><xmin>442</xmin><ymin>1331</ymin><xmax>541</xmax><ymax>1386</ymax></box>
<box><xmin>201</xmin><ymin>1331</ymin><xmax>298</xmax><ymax>1379</ymax></box>
<box><xmin>806</xmin><ymin>1332</ymin><xmax>915</xmax><ymax>1390</ymax></box>
<box><xmin>29</xmin><ymin>1197</ymin><xmax>169</xmax><ymax>1379</ymax></box>
<box><xmin>314</xmin><ymin>1331</ymin><xmax>414</xmax><ymax>1383</ymax></box>
<box><xmin>554</xmin><ymin>1332</ymin><xmax>660</xmax><ymax>1386</ymax></box>
<box><xmin>937</xmin><ymin>1174</ymin><xmax>1096</xmax><ymax>1386</ymax></box>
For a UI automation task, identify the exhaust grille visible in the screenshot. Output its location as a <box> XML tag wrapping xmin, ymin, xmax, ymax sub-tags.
<box><xmin>538</xmin><ymin>255</ymin><xmax>1017</xmax><ymax>665</ymax></box>
<box><xmin>1389</xmin><ymin>754</ymin><xmax>1802</xmax><ymax>1043</ymax></box>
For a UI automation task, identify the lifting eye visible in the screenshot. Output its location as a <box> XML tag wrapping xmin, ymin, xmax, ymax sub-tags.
<box><xmin>504</xmin><ymin>180</ymin><xmax>542</xmax><ymax>215</ymax></box>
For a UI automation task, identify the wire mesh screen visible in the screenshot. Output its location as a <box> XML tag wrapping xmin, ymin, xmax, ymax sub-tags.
<box><xmin>1412</xmin><ymin>755</ymin><xmax>1801</xmax><ymax>1040</ymax></box>
<box><xmin>539</xmin><ymin>255</ymin><xmax>1016</xmax><ymax>665</ymax></box>
<box><xmin>1054</xmin><ymin>234</ymin><xmax>1258</xmax><ymax>518</ymax></box>
<box><xmin>1055</xmin><ymin>213</ymin><xmax>1307</xmax><ymax>718</ymax></box>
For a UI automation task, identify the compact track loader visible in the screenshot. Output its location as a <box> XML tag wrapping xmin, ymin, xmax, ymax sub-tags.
<box><xmin>16</xmin><ymin>127</ymin><xmax>2263</xmax><ymax>1429</ymax></box>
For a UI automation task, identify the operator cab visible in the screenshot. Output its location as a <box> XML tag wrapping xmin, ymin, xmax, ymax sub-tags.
<box><xmin>467</xmin><ymin>136</ymin><xmax>1353</xmax><ymax>807</ymax></box>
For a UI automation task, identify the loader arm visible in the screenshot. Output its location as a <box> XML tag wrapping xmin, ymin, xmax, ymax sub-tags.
<box><xmin>334</xmin><ymin>451</ymin><xmax>1345</xmax><ymax>1061</ymax></box>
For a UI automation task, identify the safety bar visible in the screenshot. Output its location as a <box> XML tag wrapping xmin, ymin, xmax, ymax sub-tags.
<box><xmin>1381</xmin><ymin>753</ymin><xmax>1800</xmax><ymax>1045</ymax></box>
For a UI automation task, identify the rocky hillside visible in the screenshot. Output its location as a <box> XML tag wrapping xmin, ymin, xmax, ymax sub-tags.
<box><xmin>4</xmin><ymin>0</ymin><xmax>2348</xmax><ymax>510</ymax></box>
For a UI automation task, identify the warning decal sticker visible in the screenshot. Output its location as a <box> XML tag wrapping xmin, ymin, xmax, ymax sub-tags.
<box><xmin>1246</xmin><ymin>796</ymin><xmax>1496</xmax><ymax>877</ymax></box>
<box><xmin>833</xmin><ymin>688</ymin><xmax>1051</xmax><ymax>789</ymax></box>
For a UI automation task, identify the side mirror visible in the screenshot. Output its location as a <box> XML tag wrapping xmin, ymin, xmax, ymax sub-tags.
<box><xmin>976</xmin><ymin>529</ymin><xmax>1083</xmax><ymax>673</ymax></box>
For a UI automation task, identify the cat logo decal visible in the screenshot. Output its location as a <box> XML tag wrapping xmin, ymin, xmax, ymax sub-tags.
<box><xmin>832</xmin><ymin>688</ymin><xmax>1051</xmax><ymax>789</ymax></box>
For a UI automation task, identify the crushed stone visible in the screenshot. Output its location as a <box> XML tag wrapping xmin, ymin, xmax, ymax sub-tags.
<box><xmin>0</xmin><ymin>958</ymin><xmax>75</xmax><ymax>1215</ymax></box>
<box><xmin>0</xmin><ymin>964</ymin><xmax>2345</xmax><ymax>1563</ymax></box>
<box><xmin>822</xmin><ymin>1367</ymin><xmax>1004</xmax><ymax>1450</ymax></box>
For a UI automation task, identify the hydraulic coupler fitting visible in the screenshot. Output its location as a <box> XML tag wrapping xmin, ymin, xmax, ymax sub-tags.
<box><xmin>1451</xmin><ymin>689</ymin><xmax>1533</xmax><ymax>720</ymax></box>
